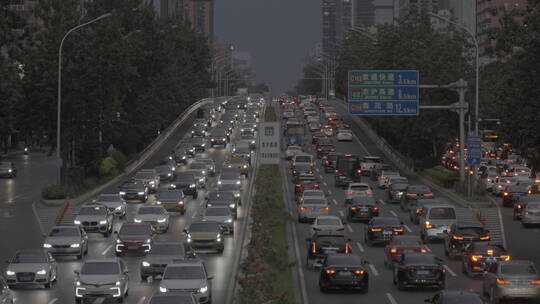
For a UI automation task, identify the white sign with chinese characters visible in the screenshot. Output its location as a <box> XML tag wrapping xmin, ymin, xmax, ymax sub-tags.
<box><xmin>258</xmin><ymin>122</ymin><xmax>281</xmax><ymax>164</ymax></box>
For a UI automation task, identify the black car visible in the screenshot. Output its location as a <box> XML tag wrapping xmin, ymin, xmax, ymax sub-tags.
<box><xmin>461</xmin><ymin>242</ymin><xmax>510</xmax><ymax>276</ymax></box>
<box><xmin>209</xmin><ymin>129</ymin><xmax>228</xmax><ymax>147</ymax></box>
<box><xmin>172</xmin><ymin>149</ymin><xmax>189</xmax><ymax>165</ymax></box>
<box><xmin>514</xmin><ymin>196</ymin><xmax>540</xmax><ymax>220</ymax></box>
<box><xmin>322</xmin><ymin>152</ymin><xmax>341</xmax><ymax>173</ymax></box>
<box><xmin>319</xmin><ymin>254</ymin><xmax>368</xmax><ymax>293</ymax></box>
<box><xmin>502</xmin><ymin>183</ymin><xmax>529</xmax><ymax>207</ymax></box>
<box><xmin>118</xmin><ymin>181</ymin><xmax>148</xmax><ymax>202</ymax></box>
<box><xmin>387</xmin><ymin>183</ymin><xmax>408</xmax><ymax>204</ymax></box>
<box><xmin>334</xmin><ymin>154</ymin><xmax>361</xmax><ymax>187</ymax></box>
<box><xmin>364</xmin><ymin>217</ymin><xmax>404</xmax><ymax>246</ymax></box>
<box><xmin>306</xmin><ymin>231</ymin><xmax>352</xmax><ymax>269</ymax></box>
<box><xmin>425</xmin><ymin>290</ymin><xmax>484</xmax><ymax>304</ymax></box>
<box><xmin>311</xmin><ymin>131</ymin><xmax>323</xmax><ymax>144</ymax></box>
<box><xmin>0</xmin><ymin>161</ymin><xmax>16</xmax><ymax>178</ymax></box>
<box><xmin>347</xmin><ymin>195</ymin><xmax>379</xmax><ymax>221</ymax></box>
<box><xmin>444</xmin><ymin>221</ymin><xmax>490</xmax><ymax>258</ymax></box>
<box><xmin>316</xmin><ymin>139</ymin><xmax>335</xmax><ymax>158</ymax></box>
<box><xmin>114</xmin><ymin>222</ymin><xmax>155</xmax><ymax>256</ymax></box>
<box><xmin>401</xmin><ymin>185</ymin><xmax>434</xmax><ymax>211</ymax></box>
<box><xmin>393</xmin><ymin>252</ymin><xmax>445</xmax><ymax>290</ymax></box>
<box><xmin>186</xmin><ymin>137</ymin><xmax>206</xmax><ymax>153</ymax></box>
<box><xmin>170</xmin><ymin>173</ymin><xmax>198</xmax><ymax>199</ymax></box>
<box><xmin>176</xmin><ymin>142</ymin><xmax>195</xmax><ymax>158</ymax></box>
<box><xmin>140</xmin><ymin>241</ymin><xmax>196</xmax><ymax>280</ymax></box>
<box><xmin>206</xmin><ymin>191</ymin><xmax>240</xmax><ymax>219</ymax></box>
<box><xmin>154</xmin><ymin>165</ymin><xmax>175</xmax><ymax>181</ymax></box>
<box><xmin>191</xmin><ymin>126</ymin><xmax>207</xmax><ymax>138</ymax></box>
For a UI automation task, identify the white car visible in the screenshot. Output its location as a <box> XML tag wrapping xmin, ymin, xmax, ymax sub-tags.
<box><xmin>484</xmin><ymin>172</ymin><xmax>499</xmax><ymax>191</ymax></box>
<box><xmin>298</xmin><ymin>189</ymin><xmax>325</xmax><ymax>204</ymax></box>
<box><xmin>306</xmin><ymin>115</ymin><xmax>320</xmax><ymax>124</ymax></box>
<box><xmin>377</xmin><ymin>171</ymin><xmax>400</xmax><ymax>189</ymax></box>
<box><xmin>336</xmin><ymin>129</ymin><xmax>353</xmax><ymax>141</ymax></box>
<box><xmin>286</xmin><ymin>145</ymin><xmax>303</xmax><ymax>160</ymax></box>
<box><xmin>134</xmin><ymin>205</ymin><xmax>170</xmax><ymax>232</ymax></box>
<box><xmin>492</xmin><ymin>177</ymin><xmax>517</xmax><ymax>195</ymax></box>
<box><xmin>345</xmin><ymin>183</ymin><xmax>373</xmax><ymax>203</ymax></box>
<box><xmin>311</xmin><ymin>215</ymin><xmax>345</xmax><ymax>233</ymax></box>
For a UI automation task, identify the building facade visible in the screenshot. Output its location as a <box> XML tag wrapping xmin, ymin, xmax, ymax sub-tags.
<box><xmin>322</xmin><ymin>0</ymin><xmax>353</xmax><ymax>55</ymax></box>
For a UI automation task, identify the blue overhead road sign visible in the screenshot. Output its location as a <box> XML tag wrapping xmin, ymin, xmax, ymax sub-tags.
<box><xmin>467</xmin><ymin>135</ymin><xmax>482</xmax><ymax>166</ymax></box>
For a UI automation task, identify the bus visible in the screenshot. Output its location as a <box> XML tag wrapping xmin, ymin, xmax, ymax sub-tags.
<box><xmin>284</xmin><ymin>120</ymin><xmax>305</xmax><ymax>146</ymax></box>
<box><xmin>481</xmin><ymin>130</ymin><xmax>499</xmax><ymax>154</ymax></box>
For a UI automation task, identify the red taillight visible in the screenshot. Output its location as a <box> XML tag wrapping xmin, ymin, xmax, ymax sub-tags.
<box><xmin>354</xmin><ymin>269</ymin><xmax>364</xmax><ymax>275</ymax></box>
<box><xmin>325</xmin><ymin>269</ymin><xmax>336</xmax><ymax>274</ymax></box>
<box><xmin>390</xmin><ymin>248</ymin><xmax>397</xmax><ymax>254</ymax></box>
<box><xmin>394</xmin><ymin>227</ymin><xmax>404</xmax><ymax>233</ymax></box>
<box><xmin>313</xmin><ymin>227</ymin><xmax>321</xmax><ymax>231</ymax></box>
<box><xmin>480</xmin><ymin>236</ymin><xmax>490</xmax><ymax>241</ymax></box>
<box><xmin>371</xmin><ymin>228</ymin><xmax>382</xmax><ymax>232</ymax></box>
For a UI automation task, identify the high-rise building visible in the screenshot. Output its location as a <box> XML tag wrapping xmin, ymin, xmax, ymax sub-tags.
<box><xmin>353</xmin><ymin>0</ymin><xmax>395</xmax><ymax>27</ymax></box>
<box><xmin>232</xmin><ymin>51</ymin><xmax>254</xmax><ymax>85</ymax></box>
<box><xmin>399</xmin><ymin>0</ymin><xmax>439</xmax><ymax>15</ymax></box>
<box><xmin>322</xmin><ymin>0</ymin><xmax>353</xmax><ymax>55</ymax></box>
<box><xmin>147</xmin><ymin>0</ymin><xmax>183</xmax><ymax>18</ymax></box>
<box><xmin>183</xmin><ymin>0</ymin><xmax>214</xmax><ymax>42</ymax></box>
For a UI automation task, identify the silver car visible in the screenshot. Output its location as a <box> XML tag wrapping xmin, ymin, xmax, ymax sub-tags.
<box><xmin>194</xmin><ymin>158</ymin><xmax>215</xmax><ymax>176</ymax></box>
<box><xmin>187</xmin><ymin>169</ymin><xmax>207</xmax><ymax>188</ymax></box>
<box><xmin>202</xmin><ymin>206</ymin><xmax>234</xmax><ymax>234</ymax></box>
<box><xmin>0</xmin><ymin>277</ymin><xmax>14</xmax><ymax>304</ymax></box>
<box><xmin>43</xmin><ymin>225</ymin><xmax>88</xmax><ymax>259</ymax></box>
<box><xmin>74</xmin><ymin>258</ymin><xmax>129</xmax><ymax>303</ymax></box>
<box><xmin>189</xmin><ymin>162</ymin><xmax>208</xmax><ymax>178</ymax></box>
<box><xmin>521</xmin><ymin>202</ymin><xmax>540</xmax><ymax>227</ymax></box>
<box><xmin>298</xmin><ymin>197</ymin><xmax>330</xmax><ymax>223</ymax></box>
<box><xmin>140</xmin><ymin>241</ymin><xmax>197</xmax><ymax>280</ymax></box>
<box><xmin>419</xmin><ymin>204</ymin><xmax>457</xmax><ymax>242</ymax></box>
<box><xmin>73</xmin><ymin>204</ymin><xmax>114</xmax><ymax>237</ymax></box>
<box><xmin>134</xmin><ymin>205</ymin><xmax>170</xmax><ymax>232</ymax></box>
<box><xmin>134</xmin><ymin>170</ymin><xmax>160</xmax><ymax>193</ymax></box>
<box><xmin>217</xmin><ymin>183</ymin><xmax>242</xmax><ymax>199</ymax></box>
<box><xmin>483</xmin><ymin>260</ymin><xmax>540</xmax><ymax>303</ymax></box>
<box><xmin>94</xmin><ymin>194</ymin><xmax>126</xmax><ymax>217</ymax></box>
<box><xmin>5</xmin><ymin>250</ymin><xmax>57</xmax><ymax>288</ymax></box>
<box><xmin>159</xmin><ymin>260</ymin><xmax>212</xmax><ymax>304</ymax></box>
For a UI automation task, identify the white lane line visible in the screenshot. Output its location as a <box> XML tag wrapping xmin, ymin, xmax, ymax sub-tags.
<box><xmin>356</xmin><ymin>242</ymin><xmax>365</xmax><ymax>252</ymax></box>
<box><xmin>386</xmin><ymin>293</ymin><xmax>398</xmax><ymax>304</ymax></box>
<box><xmin>390</xmin><ymin>210</ymin><xmax>398</xmax><ymax>217</ymax></box>
<box><xmin>328</xmin><ymin>190</ymin><xmax>333</xmax><ymax>195</ymax></box>
<box><xmin>136</xmin><ymin>296</ymin><xmax>147</xmax><ymax>304</ymax></box>
<box><xmin>339</xmin><ymin>210</ymin><xmax>345</xmax><ymax>217</ymax></box>
<box><xmin>323</xmin><ymin>181</ymin><xmax>328</xmax><ymax>186</ymax></box>
<box><xmin>378</xmin><ymin>199</ymin><xmax>386</xmax><ymax>205</ymax></box>
<box><xmin>101</xmin><ymin>245</ymin><xmax>113</xmax><ymax>256</ymax></box>
<box><xmin>319</xmin><ymin>174</ymin><xmax>323</xmax><ymax>179</ymax></box>
<box><xmin>425</xmin><ymin>245</ymin><xmax>432</xmax><ymax>252</ymax></box>
<box><xmin>369</xmin><ymin>264</ymin><xmax>379</xmax><ymax>276</ymax></box>
<box><xmin>332</xmin><ymin>199</ymin><xmax>338</xmax><ymax>205</ymax></box>
<box><xmin>444</xmin><ymin>265</ymin><xmax>457</xmax><ymax>277</ymax></box>
<box><xmin>347</xmin><ymin>224</ymin><xmax>353</xmax><ymax>232</ymax></box>
<box><xmin>47</xmin><ymin>298</ymin><xmax>58</xmax><ymax>304</ymax></box>
<box><xmin>404</xmin><ymin>224</ymin><xmax>412</xmax><ymax>232</ymax></box>
<box><xmin>352</xmin><ymin>134</ymin><xmax>370</xmax><ymax>155</ymax></box>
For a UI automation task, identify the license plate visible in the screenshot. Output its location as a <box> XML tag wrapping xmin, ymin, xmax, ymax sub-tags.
<box><xmin>337</xmin><ymin>271</ymin><xmax>352</xmax><ymax>277</ymax></box>
<box><xmin>416</xmin><ymin>270</ymin><xmax>430</xmax><ymax>275</ymax></box>
<box><xmin>383</xmin><ymin>231</ymin><xmax>392</xmax><ymax>235</ymax></box>
<box><xmin>128</xmin><ymin>246</ymin><xmax>139</xmax><ymax>250</ymax></box>
<box><xmin>486</xmin><ymin>257</ymin><xmax>497</xmax><ymax>263</ymax></box>
<box><xmin>93</xmin><ymin>290</ymin><xmax>107</xmax><ymax>294</ymax></box>
<box><xmin>19</xmin><ymin>276</ymin><xmax>32</xmax><ymax>282</ymax></box>
<box><xmin>360</xmin><ymin>207</ymin><xmax>369</xmax><ymax>212</ymax></box>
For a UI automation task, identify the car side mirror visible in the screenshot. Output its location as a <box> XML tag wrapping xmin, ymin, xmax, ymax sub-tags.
<box><xmin>113</xmin><ymin>231</ymin><xmax>118</xmax><ymax>234</ymax></box>
<box><xmin>42</xmin><ymin>233</ymin><xmax>47</xmax><ymax>238</ymax></box>
<box><xmin>208</xmin><ymin>276</ymin><xmax>214</xmax><ymax>280</ymax></box>
<box><xmin>342</xmin><ymin>221</ymin><xmax>347</xmax><ymax>225</ymax></box>
<box><xmin>73</xmin><ymin>270</ymin><xmax>79</xmax><ymax>275</ymax></box>
<box><xmin>124</xmin><ymin>270</ymin><xmax>129</xmax><ymax>274</ymax></box>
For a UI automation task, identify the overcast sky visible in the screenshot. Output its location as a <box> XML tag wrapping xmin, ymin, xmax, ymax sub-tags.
<box><xmin>214</xmin><ymin>0</ymin><xmax>321</xmax><ymax>93</ymax></box>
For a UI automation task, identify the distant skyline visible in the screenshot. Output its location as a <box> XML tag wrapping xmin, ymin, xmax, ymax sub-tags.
<box><xmin>214</xmin><ymin>0</ymin><xmax>321</xmax><ymax>93</ymax></box>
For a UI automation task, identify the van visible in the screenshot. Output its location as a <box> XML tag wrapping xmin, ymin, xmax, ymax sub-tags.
<box><xmin>419</xmin><ymin>204</ymin><xmax>457</xmax><ymax>243</ymax></box>
<box><xmin>292</xmin><ymin>153</ymin><xmax>314</xmax><ymax>167</ymax></box>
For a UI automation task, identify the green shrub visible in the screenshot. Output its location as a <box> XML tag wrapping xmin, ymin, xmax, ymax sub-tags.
<box><xmin>99</xmin><ymin>157</ymin><xmax>118</xmax><ymax>178</ymax></box>
<box><xmin>424</xmin><ymin>165</ymin><xmax>459</xmax><ymax>188</ymax></box>
<box><xmin>42</xmin><ymin>184</ymin><xmax>82</xmax><ymax>200</ymax></box>
<box><xmin>264</xmin><ymin>105</ymin><xmax>277</xmax><ymax>122</ymax></box>
<box><xmin>111</xmin><ymin>151</ymin><xmax>127</xmax><ymax>170</ymax></box>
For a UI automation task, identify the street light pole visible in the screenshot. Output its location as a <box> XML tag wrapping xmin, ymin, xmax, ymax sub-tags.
<box><xmin>57</xmin><ymin>13</ymin><xmax>112</xmax><ymax>181</ymax></box>
<box><xmin>428</xmin><ymin>12</ymin><xmax>479</xmax><ymax>136</ymax></box>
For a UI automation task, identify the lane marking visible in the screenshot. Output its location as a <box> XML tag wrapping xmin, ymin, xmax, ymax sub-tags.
<box><xmin>47</xmin><ymin>298</ymin><xmax>58</xmax><ymax>304</ymax></box>
<box><xmin>346</xmin><ymin>224</ymin><xmax>353</xmax><ymax>232</ymax></box>
<box><xmin>319</xmin><ymin>174</ymin><xmax>323</xmax><ymax>179</ymax></box>
<box><xmin>378</xmin><ymin>199</ymin><xmax>386</xmax><ymax>205</ymax></box>
<box><xmin>328</xmin><ymin>190</ymin><xmax>332</xmax><ymax>195</ymax></box>
<box><xmin>444</xmin><ymin>265</ymin><xmax>456</xmax><ymax>277</ymax></box>
<box><xmin>403</xmin><ymin>224</ymin><xmax>412</xmax><ymax>233</ymax></box>
<box><xmin>352</xmin><ymin>134</ymin><xmax>370</xmax><ymax>155</ymax></box>
<box><xmin>136</xmin><ymin>296</ymin><xmax>147</xmax><ymax>304</ymax></box>
<box><xmin>332</xmin><ymin>199</ymin><xmax>337</xmax><ymax>205</ymax></box>
<box><xmin>323</xmin><ymin>182</ymin><xmax>328</xmax><ymax>186</ymax></box>
<box><xmin>369</xmin><ymin>264</ymin><xmax>379</xmax><ymax>276</ymax></box>
<box><xmin>386</xmin><ymin>293</ymin><xmax>398</xmax><ymax>304</ymax></box>
<box><xmin>356</xmin><ymin>242</ymin><xmax>365</xmax><ymax>252</ymax></box>
<box><xmin>390</xmin><ymin>210</ymin><xmax>397</xmax><ymax>217</ymax></box>
<box><xmin>101</xmin><ymin>245</ymin><xmax>113</xmax><ymax>256</ymax></box>
<box><xmin>339</xmin><ymin>210</ymin><xmax>345</xmax><ymax>217</ymax></box>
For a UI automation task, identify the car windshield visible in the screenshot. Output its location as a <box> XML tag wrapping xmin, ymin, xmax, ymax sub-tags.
<box><xmin>317</xmin><ymin>218</ymin><xmax>341</xmax><ymax>226</ymax></box>
<box><xmin>158</xmin><ymin>191</ymin><xmax>181</xmax><ymax>199</ymax></box>
<box><xmin>457</xmin><ymin>227</ymin><xmax>485</xmax><ymax>235</ymax></box>
<box><xmin>393</xmin><ymin>237</ymin><xmax>422</xmax><ymax>246</ymax></box>
<box><xmin>12</xmin><ymin>252</ymin><xmax>47</xmax><ymax>263</ymax></box>
<box><xmin>303</xmin><ymin>198</ymin><xmax>327</xmax><ymax>205</ymax></box>
<box><xmin>219</xmin><ymin>184</ymin><xmax>240</xmax><ymax>191</ymax></box>
<box><xmin>175</xmin><ymin>174</ymin><xmax>194</xmax><ymax>182</ymax></box>
<box><xmin>501</xmin><ymin>264</ymin><xmax>536</xmax><ymax>275</ymax></box>
<box><xmin>79</xmin><ymin>206</ymin><xmax>107</xmax><ymax>215</ymax></box>
<box><xmin>120</xmin><ymin>225</ymin><xmax>151</xmax><ymax>235</ymax></box>
<box><xmin>189</xmin><ymin>222</ymin><xmax>219</xmax><ymax>233</ymax></box>
<box><xmin>0</xmin><ymin>163</ymin><xmax>11</xmax><ymax>168</ymax></box>
<box><xmin>303</xmin><ymin>191</ymin><xmax>323</xmax><ymax>197</ymax></box>
<box><xmin>96</xmin><ymin>194</ymin><xmax>121</xmax><ymax>203</ymax></box>
<box><xmin>337</xmin><ymin>158</ymin><xmax>358</xmax><ymax>171</ymax></box>
<box><xmin>295</xmin><ymin>156</ymin><xmax>311</xmax><ymax>163</ymax></box>
<box><xmin>221</xmin><ymin>172</ymin><xmax>239</xmax><ymax>179</ymax></box>
<box><xmin>372</xmin><ymin>218</ymin><xmax>400</xmax><ymax>226</ymax></box>
<box><xmin>409</xmin><ymin>186</ymin><xmax>431</xmax><ymax>193</ymax></box>
<box><xmin>49</xmin><ymin>228</ymin><xmax>79</xmax><ymax>237</ymax></box>
<box><xmin>164</xmin><ymin>266</ymin><xmax>205</xmax><ymax>280</ymax></box>
<box><xmin>81</xmin><ymin>262</ymin><xmax>120</xmax><ymax>275</ymax></box>
<box><xmin>209</xmin><ymin>192</ymin><xmax>234</xmax><ymax>200</ymax></box>
<box><xmin>138</xmin><ymin>207</ymin><xmax>165</xmax><ymax>215</ymax></box>
<box><xmin>351</xmin><ymin>185</ymin><xmax>369</xmax><ymax>191</ymax></box>
<box><xmin>151</xmin><ymin>244</ymin><xmax>184</xmax><ymax>255</ymax></box>
<box><xmin>316</xmin><ymin>236</ymin><xmax>345</xmax><ymax>246</ymax></box>
<box><xmin>363</xmin><ymin>157</ymin><xmax>381</xmax><ymax>163</ymax></box>
<box><xmin>391</xmin><ymin>183</ymin><xmax>408</xmax><ymax>190</ymax></box>
<box><xmin>351</xmin><ymin>196</ymin><xmax>375</xmax><ymax>205</ymax></box>
<box><xmin>428</xmin><ymin>208</ymin><xmax>456</xmax><ymax>219</ymax></box>
<box><xmin>294</xmin><ymin>164</ymin><xmax>312</xmax><ymax>171</ymax></box>
<box><xmin>205</xmin><ymin>208</ymin><xmax>230</xmax><ymax>216</ymax></box>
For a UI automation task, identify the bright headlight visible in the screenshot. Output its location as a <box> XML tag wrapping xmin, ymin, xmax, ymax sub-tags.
<box><xmin>145</xmin><ymin>238</ymin><xmax>151</xmax><ymax>243</ymax></box>
<box><xmin>8</xmin><ymin>169</ymin><xmax>12</xmax><ymax>173</ymax></box>
<box><xmin>234</xmin><ymin>193</ymin><xmax>240</xmax><ymax>198</ymax></box>
<box><xmin>134</xmin><ymin>219</ymin><xmax>142</xmax><ymax>223</ymax></box>
<box><xmin>199</xmin><ymin>286</ymin><xmax>208</xmax><ymax>293</ymax></box>
<box><xmin>225</xmin><ymin>219</ymin><xmax>233</xmax><ymax>223</ymax></box>
<box><xmin>202</xmin><ymin>171</ymin><xmax>206</xmax><ymax>175</ymax></box>
<box><xmin>251</xmin><ymin>140</ymin><xmax>255</xmax><ymax>144</ymax></box>
<box><xmin>397</xmin><ymin>191</ymin><xmax>403</xmax><ymax>195</ymax></box>
<box><xmin>167</xmin><ymin>173</ymin><xmax>172</xmax><ymax>176</ymax></box>
<box><xmin>149</xmin><ymin>181</ymin><xmax>155</xmax><ymax>185</ymax></box>
<box><xmin>99</xmin><ymin>220</ymin><xmax>107</xmax><ymax>225</ymax></box>
<box><xmin>182</xmin><ymin>156</ymin><xmax>187</xmax><ymax>159</ymax></box>
<box><xmin>236</xmin><ymin>181</ymin><xmax>241</xmax><ymax>185</ymax></box>
<box><xmin>157</xmin><ymin>218</ymin><xmax>166</xmax><ymax>223</ymax></box>
<box><xmin>119</xmin><ymin>191</ymin><xmax>126</xmax><ymax>195</ymax></box>
<box><xmin>229</xmin><ymin>203</ymin><xmax>236</xmax><ymax>208</ymax></box>
<box><xmin>76</xmin><ymin>281</ymin><xmax>81</xmax><ymax>286</ymax></box>
<box><xmin>170</xmin><ymin>184</ymin><xmax>177</xmax><ymax>189</ymax></box>
<box><xmin>36</xmin><ymin>269</ymin><xmax>47</xmax><ymax>275</ymax></box>
<box><xmin>199</xmin><ymin>178</ymin><xmax>204</xmax><ymax>182</ymax></box>
<box><xmin>5</xmin><ymin>271</ymin><xmax>14</xmax><ymax>276</ymax></box>
<box><xmin>142</xmin><ymin>261</ymin><xmax>150</xmax><ymax>267</ymax></box>
<box><xmin>178</xmin><ymin>200</ymin><xmax>184</xmax><ymax>205</ymax></box>
<box><xmin>160</xmin><ymin>286</ymin><xmax>167</xmax><ymax>293</ymax></box>
<box><xmin>116</xmin><ymin>239</ymin><xmax>121</xmax><ymax>243</ymax></box>
<box><xmin>116</xmin><ymin>281</ymin><xmax>121</xmax><ymax>286</ymax></box>
<box><xmin>243</xmin><ymin>165</ymin><xmax>247</xmax><ymax>168</ymax></box>
<box><xmin>70</xmin><ymin>243</ymin><xmax>80</xmax><ymax>248</ymax></box>
<box><xmin>201</xmin><ymin>143</ymin><xmax>206</xmax><ymax>147</ymax></box>
<box><xmin>74</xmin><ymin>220</ymin><xmax>81</xmax><ymax>225</ymax></box>
<box><xmin>189</xmin><ymin>184</ymin><xmax>196</xmax><ymax>188</ymax></box>
<box><xmin>43</xmin><ymin>243</ymin><xmax>52</xmax><ymax>248</ymax></box>
<box><xmin>211</xmin><ymin>139</ymin><xmax>215</xmax><ymax>141</ymax></box>
<box><xmin>138</xmin><ymin>192</ymin><xmax>145</xmax><ymax>195</ymax></box>
<box><xmin>115</xmin><ymin>206</ymin><xmax>122</xmax><ymax>210</ymax></box>
<box><xmin>218</xmin><ymin>180</ymin><xmax>222</xmax><ymax>185</ymax></box>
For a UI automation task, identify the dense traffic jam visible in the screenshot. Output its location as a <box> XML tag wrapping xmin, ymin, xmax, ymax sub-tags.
<box><xmin>1</xmin><ymin>96</ymin><xmax>263</xmax><ymax>304</ymax></box>
<box><xmin>279</xmin><ymin>95</ymin><xmax>540</xmax><ymax>304</ymax></box>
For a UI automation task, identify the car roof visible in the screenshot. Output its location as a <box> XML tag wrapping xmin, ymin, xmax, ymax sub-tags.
<box><xmin>84</xmin><ymin>258</ymin><xmax>120</xmax><ymax>264</ymax></box>
<box><xmin>455</xmin><ymin>220</ymin><xmax>484</xmax><ymax>228</ymax></box>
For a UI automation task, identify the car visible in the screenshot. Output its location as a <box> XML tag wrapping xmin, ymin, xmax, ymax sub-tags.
<box><xmin>346</xmin><ymin>195</ymin><xmax>379</xmax><ymax>221</ymax></box>
<box><xmin>193</xmin><ymin>118</ymin><xmax>210</xmax><ymax>128</ymax></box>
<box><xmin>159</xmin><ymin>260</ymin><xmax>212</xmax><ymax>303</ymax></box>
<box><xmin>186</xmin><ymin>168</ymin><xmax>207</xmax><ymax>188</ymax></box>
<box><xmin>186</xmin><ymin>137</ymin><xmax>206</xmax><ymax>153</ymax></box>
<box><xmin>305</xmin><ymin>231</ymin><xmax>353</xmax><ymax>268</ymax></box>
<box><xmin>209</xmin><ymin>129</ymin><xmax>228</xmax><ymax>147</ymax></box>
<box><xmin>334</xmin><ymin>154</ymin><xmax>361</xmax><ymax>187</ymax></box>
<box><xmin>73</xmin><ymin>204</ymin><xmax>114</xmax><ymax>237</ymax></box>
<box><xmin>482</xmin><ymin>260</ymin><xmax>540</xmax><ymax>303</ymax></box>
<box><xmin>114</xmin><ymin>222</ymin><xmax>155</xmax><ymax>256</ymax></box>
<box><xmin>311</xmin><ymin>215</ymin><xmax>345</xmax><ymax>233</ymax></box>
<box><xmin>364</xmin><ymin>217</ymin><xmax>404</xmax><ymax>246</ymax></box>
<box><xmin>231</xmin><ymin>143</ymin><xmax>252</xmax><ymax>162</ymax></box>
<box><xmin>513</xmin><ymin>196</ymin><xmax>540</xmax><ymax>220</ymax></box>
<box><xmin>336</xmin><ymin>128</ymin><xmax>353</xmax><ymax>141</ymax></box>
<box><xmin>377</xmin><ymin>171</ymin><xmax>401</xmax><ymax>189</ymax></box>
<box><xmin>94</xmin><ymin>194</ymin><xmax>126</xmax><ymax>217</ymax></box>
<box><xmin>298</xmin><ymin>197</ymin><xmax>330</xmax><ymax>223</ymax></box>
<box><xmin>172</xmin><ymin>148</ymin><xmax>190</xmax><ymax>165</ymax></box>
<box><xmin>321</xmin><ymin>125</ymin><xmax>333</xmax><ymax>137</ymax></box>
<box><xmin>492</xmin><ymin>177</ymin><xmax>516</xmax><ymax>196</ymax></box>
<box><xmin>294</xmin><ymin>175</ymin><xmax>320</xmax><ymax>199</ymax></box>
<box><xmin>224</xmin><ymin>157</ymin><xmax>250</xmax><ymax>177</ymax></box>
<box><xmin>322</xmin><ymin>152</ymin><xmax>341</xmax><ymax>173</ymax></box>
<box><xmin>184</xmin><ymin>221</ymin><xmax>225</xmax><ymax>253</ymax></box>
<box><xmin>419</xmin><ymin>204</ymin><xmax>457</xmax><ymax>243</ymax></box>
<box><xmin>134</xmin><ymin>205</ymin><xmax>170</xmax><ymax>233</ymax></box>
<box><xmin>140</xmin><ymin>241</ymin><xmax>196</xmax><ymax>281</ymax></box>
<box><xmin>191</xmin><ymin>126</ymin><xmax>207</xmax><ymax>138</ymax></box>
<box><xmin>0</xmin><ymin>277</ymin><xmax>14</xmax><ymax>303</ymax></box>
<box><xmin>502</xmin><ymin>183</ymin><xmax>530</xmax><ymax>207</ymax></box>
<box><xmin>118</xmin><ymin>181</ymin><xmax>148</xmax><ymax>202</ymax></box>
<box><xmin>194</xmin><ymin>158</ymin><xmax>216</xmax><ymax>176</ymax></box>
<box><xmin>393</xmin><ymin>252</ymin><xmax>445</xmax><ymax>290</ymax></box>
<box><xmin>387</xmin><ymin>176</ymin><xmax>409</xmax><ymax>188</ymax></box>
<box><xmin>461</xmin><ymin>242</ymin><xmax>510</xmax><ymax>276</ymax></box>
<box><xmin>311</xmin><ymin>131</ymin><xmax>323</xmax><ymax>144</ymax></box>
<box><xmin>43</xmin><ymin>225</ymin><xmax>88</xmax><ymax>259</ymax></box>
<box><xmin>444</xmin><ymin>221</ymin><xmax>490</xmax><ymax>258</ymax></box>
<box><xmin>134</xmin><ymin>169</ymin><xmax>160</xmax><ymax>193</ymax></box>
<box><xmin>359</xmin><ymin>156</ymin><xmax>383</xmax><ymax>176</ymax></box>
<box><xmin>424</xmin><ymin>290</ymin><xmax>484</xmax><ymax>304</ymax></box>
<box><xmin>285</xmin><ymin>145</ymin><xmax>303</xmax><ymax>160</ymax></box>
<box><xmin>74</xmin><ymin>258</ymin><xmax>129</xmax><ymax>303</ymax></box>
<box><xmin>217</xmin><ymin>169</ymin><xmax>242</xmax><ymax>186</ymax></box>
<box><xmin>400</xmin><ymin>185</ymin><xmax>434</xmax><ymax>211</ymax></box>
<box><xmin>315</xmin><ymin>138</ymin><xmax>335</xmax><ymax>158</ymax></box>
<box><xmin>148</xmin><ymin>291</ymin><xmax>197</xmax><ymax>304</ymax></box>
<box><xmin>206</xmin><ymin>191</ymin><xmax>240</xmax><ymax>219</ymax></box>
<box><xmin>0</xmin><ymin>162</ymin><xmax>16</xmax><ymax>178</ymax></box>
<box><xmin>5</xmin><ymin>250</ymin><xmax>57</xmax><ymax>289</ymax></box>
<box><xmin>319</xmin><ymin>254</ymin><xmax>368</xmax><ymax>293</ymax></box>
<box><xmin>292</xmin><ymin>163</ymin><xmax>314</xmax><ymax>179</ymax></box>
<box><xmin>344</xmin><ymin>183</ymin><xmax>373</xmax><ymax>204</ymax></box>
<box><xmin>384</xmin><ymin>235</ymin><xmax>427</xmax><ymax>268</ymax></box>
<box><xmin>154</xmin><ymin>165</ymin><xmax>175</xmax><ymax>181</ymax></box>
<box><xmin>156</xmin><ymin>190</ymin><xmax>186</xmax><ymax>214</ymax></box>
<box><xmin>308</xmin><ymin>122</ymin><xmax>321</xmax><ymax>132</ymax></box>
<box><xmin>239</xmin><ymin>132</ymin><xmax>256</xmax><ymax>150</ymax></box>
<box><xmin>170</xmin><ymin>172</ymin><xmax>198</xmax><ymax>199</ymax></box>
<box><xmin>409</xmin><ymin>198</ymin><xmax>442</xmax><ymax>225</ymax></box>
<box><xmin>298</xmin><ymin>189</ymin><xmax>325</xmax><ymax>204</ymax></box>
<box><xmin>202</xmin><ymin>206</ymin><xmax>234</xmax><ymax>234</ymax></box>
<box><xmin>292</xmin><ymin>153</ymin><xmax>314</xmax><ymax>168</ymax></box>
<box><xmin>386</xmin><ymin>182</ymin><xmax>408</xmax><ymax>204</ymax></box>
<box><xmin>176</xmin><ymin>142</ymin><xmax>196</xmax><ymax>158</ymax></box>
<box><xmin>240</xmin><ymin>123</ymin><xmax>255</xmax><ymax>133</ymax></box>
<box><xmin>520</xmin><ymin>202</ymin><xmax>540</xmax><ymax>227</ymax></box>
